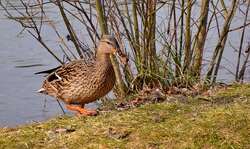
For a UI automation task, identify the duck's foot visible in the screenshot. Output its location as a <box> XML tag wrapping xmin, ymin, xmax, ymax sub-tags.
<box><xmin>66</xmin><ymin>104</ymin><xmax>97</xmax><ymax>116</ymax></box>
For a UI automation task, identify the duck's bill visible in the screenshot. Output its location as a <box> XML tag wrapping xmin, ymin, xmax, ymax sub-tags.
<box><xmin>111</xmin><ymin>48</ymin><xmax>117</xmax><ymax>54</ymax></box>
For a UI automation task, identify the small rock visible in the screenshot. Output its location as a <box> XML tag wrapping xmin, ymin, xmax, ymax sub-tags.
<box><xmin>151</xmin><ymin>114</ymin><xmax>164</xmax><ymax>123</ymax></box>
<box><xmin>47</xmin><ymin>130</ymin><xmax>56</xmax><ymax>139</ymax></box>
<box><xmin>55</xmin><ymin>128</ymin><xmax>67</xmax><ymax>133</ymax></box>
<box><xmin>107</xmin><ymin>127</ymin><xmax>131</xmax><ymax>139</ymax></box>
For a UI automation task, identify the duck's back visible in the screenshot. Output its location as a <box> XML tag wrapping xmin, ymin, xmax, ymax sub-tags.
<box><xmin>40</xmin><ymin>59</ymin><xmax>116</xmax><ymax>104</ymax></box>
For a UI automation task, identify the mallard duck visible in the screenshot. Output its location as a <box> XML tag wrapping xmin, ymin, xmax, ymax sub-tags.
<box><xmin>38</xmin><ymin>35</ymin><xmax>125</xmax><ymax>116</ymax></box>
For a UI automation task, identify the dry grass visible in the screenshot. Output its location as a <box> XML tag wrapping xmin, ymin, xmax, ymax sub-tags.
<box><xmin>0</xmin><ymin>84</ymin><xmax>250</xmax><ymax>149</ymax></box>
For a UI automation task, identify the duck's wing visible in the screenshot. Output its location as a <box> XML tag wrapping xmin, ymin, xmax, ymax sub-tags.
<box><xmin>48</xmin><ymin>60</ymin><xmax>93</xmax><ymax>82</ymax></box>
<box><xmin>38</xmin><ymin>60</ymin><xmax>94</xmax><ymax>96</ymax></box>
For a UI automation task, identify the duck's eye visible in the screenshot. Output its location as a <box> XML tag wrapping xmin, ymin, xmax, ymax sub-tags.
<box><xmin>106</xmin><ymin>41</ymin><xmax>112</xmax><ymax>45</ymax></box>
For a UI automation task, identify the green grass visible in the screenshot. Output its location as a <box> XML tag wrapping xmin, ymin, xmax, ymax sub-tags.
<box><xmin>1</xmin><ymin>84</ymin><xmax>250</xmax><ymax>149</ymax></box>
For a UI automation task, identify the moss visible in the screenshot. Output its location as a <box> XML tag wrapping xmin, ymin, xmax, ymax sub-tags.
<box><xmin>1</xmin><ymin>84</ymin><xmax>250</xmax><ymax>149</ymax></box>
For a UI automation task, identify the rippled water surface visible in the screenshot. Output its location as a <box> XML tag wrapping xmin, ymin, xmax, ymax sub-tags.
<box><xmin>0</xmin><ymin>13</ymin><xmax>67</xmax><ymax>127</ymax></box>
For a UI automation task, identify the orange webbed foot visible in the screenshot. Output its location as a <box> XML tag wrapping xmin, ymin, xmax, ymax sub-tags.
<box><xmin>66</xmin><ymin>104</ymin><xmax>98</xmax><ymax>116</ymax></box>
<box><xmin>77</xmin><ymin>109</ymin><xmax>98</xmax><ymax>116</ymax></box>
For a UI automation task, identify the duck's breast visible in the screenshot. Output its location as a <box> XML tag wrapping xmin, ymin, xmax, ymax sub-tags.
<box><xmin>71</xmin><ymin>63</ymin><xmax>115</xmax><ymax>104</ymax></box>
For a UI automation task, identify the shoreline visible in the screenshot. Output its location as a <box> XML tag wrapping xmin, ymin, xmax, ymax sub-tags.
<box><xmin>1</xmin><ymin>84</ymin><xmax>250</xmax><ymax>148</ymax></box>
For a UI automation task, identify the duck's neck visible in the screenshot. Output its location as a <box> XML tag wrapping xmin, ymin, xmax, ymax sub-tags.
<box><xmin>95</xmin><ymin>54</ymin><xmax>113</xmax><ymax>76</ymax></box>
<box><xmin>96</xmin><ymin>53</ymin><xmax>111</xmax><ymax>64</ymax></box>
<box><xmin>96</xmin><ymin>52</ymin><xmax>113</xmax><ymax>71</ymax></box>
<box><xmin>96</xmin><ymin>46</ymin><xmax>112</xmax><ymax>66</ymax></box>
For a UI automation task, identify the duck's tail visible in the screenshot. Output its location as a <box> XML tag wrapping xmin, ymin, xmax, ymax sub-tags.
<box><xmin>35</xmin><ymin>66</ymin><xmax>61</xmax><ymax>75</ymax></box>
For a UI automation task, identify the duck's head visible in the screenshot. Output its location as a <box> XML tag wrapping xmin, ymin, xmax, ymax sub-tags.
<box><xmin>97</xmin><ymin>35</ymin><xmax>128</xmax><ymax>64</ymax></box>
<box><xmin>98</xmin><ymin>35</ymin><xmax>120</xmax><ymax>54</ymax></box>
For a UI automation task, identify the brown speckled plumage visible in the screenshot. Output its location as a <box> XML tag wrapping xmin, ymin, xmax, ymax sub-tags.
<box><xmin>38</xmin><ymin>35</ymin><xmax>121</xmax><ymax>115</ymax></box>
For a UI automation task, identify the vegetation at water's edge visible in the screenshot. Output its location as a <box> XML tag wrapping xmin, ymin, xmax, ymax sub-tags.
<box><xmin>0</xmin><ymin>84</ymin><xmax>250</xmax><ymax>148</ymax></box>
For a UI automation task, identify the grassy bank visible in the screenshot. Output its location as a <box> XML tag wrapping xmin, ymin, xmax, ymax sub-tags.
<box><xmin>0</xmin><ymin>84</ymin><xmax>250</xmax><ymax>149</ymax></box>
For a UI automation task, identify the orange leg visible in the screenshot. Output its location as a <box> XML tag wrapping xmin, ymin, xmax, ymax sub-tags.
<box><xmin>66</xmin><ymin>104</ymin><xmax>97</xmax><ymax>116</ymax></box>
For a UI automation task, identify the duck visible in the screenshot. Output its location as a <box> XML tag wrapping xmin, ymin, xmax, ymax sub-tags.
<box><xmin>37</xmin><ymin>35</ymin><xmax>126</xmax><ymax>116</ymax></box>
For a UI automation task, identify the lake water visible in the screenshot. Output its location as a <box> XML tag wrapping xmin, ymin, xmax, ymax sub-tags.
<box><xmin>0</xmin><ymin>12</ymin><xmax>69</xmax><ymax>127</ymax></box>
<box><xmin>0</xmin><ymin>1</ymin><xmax>249</xmax><ymax>127</ymax></box>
